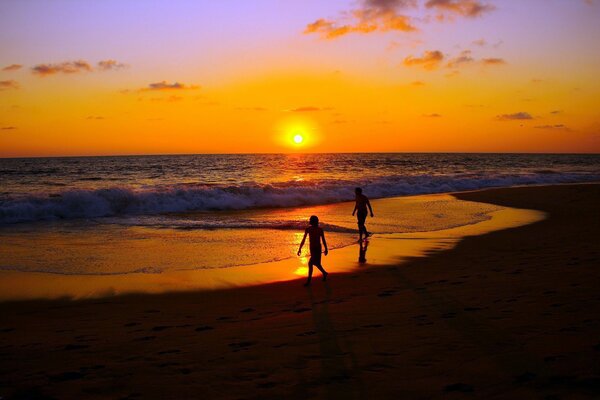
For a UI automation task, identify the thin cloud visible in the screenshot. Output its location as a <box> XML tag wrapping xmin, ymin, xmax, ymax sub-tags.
<box><xmin>534</xmin><ymin>124</ymin><xmax>569</xmax><ymax>130</ymax></box>
<box><xmin>482</xmin><ymin>57</ymin><xmax>506</xmax><ymax>65</ymax></box>
<box><xmin>403</xmin><ymin>50</ymin><xmax>444</xmax><ymax>70</ymax></box>
<box><xmin>423</xmin><ymin>113</ymin><xmax>442</xmax><ymax>117</ymax></box>
<box><xmin>288</xmin><ymin>106</ymin><xmax>328</xmax><ymax>112</ymax></box>
<box><xmin>0</xmin><ymin>80</ymin><xmax>19</xmax><ymax>90</ymax></box>
<box><xmin>236</xmin><ymin>106</ymin><xmax>268</xmax><ymax>111</ymax></box>
<box><xmin>550</xmin><ymin>110</ymin><xmax>562</xmax><ymax>115</ymax></box>
<box><xmin>141</xmin><ymin>81</ymin><xmax>199</xmax><ymax>91</ymax></box>
<box><xmin>472</xmin><ymin>39</ymin><xmax>487</xmax><ymax>46</ymax></box>
<box><xmin>32</xmin><ymin>60</ymin><xmax>92</xmax><ymax>76</ymax></box>
<box><xmin>497</xmin><ymin>112</ymin><xmax>533</xmax><ymax>121</ymax></box>
<box><xmin>442</xmin><ymin>51</ymin><xmax>506</xmax><ymax>70</ymax></box>
<box><xmin>2</xmin><ymin>64</ymin><xmax>22</xmax><ymax>72</ymax></box>
<box><xmin>97</xmin><ymin>59</ymin><xmax>128</xmax><ymax>71</ymax></box>
<box><xmin>425</xmin><ymin>0</ymin><xmax>495</xmax><ymax>18</ymax></box>
<box><xmin>1</xmin><ymin>126</ymin><xmax>17</xmax><ymax>130</ymax></box>
<box><xmin>411</xmin><ymin>80</ymin><xmax>426</xmax><ymax>86</ymax></box>
<box><xmin>85</xmin><ymin>116</ymin><xmax>105</xmax><ymax>120</ymax></box>
<box><xmin>304</xmin><ymin>0</ymin><xmax>418</xmax><ymax>39</ymax></box>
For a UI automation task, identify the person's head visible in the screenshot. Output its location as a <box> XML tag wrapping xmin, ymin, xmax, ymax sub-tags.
<box><xmin>309</xmin><ymin>215</ymin><xmax>319</xmax><ymax>227</ymax></box>
<box><xmin>355</xmin><ymin>187</ymin><xmax>362</xmax><ymax>195</ymax></box>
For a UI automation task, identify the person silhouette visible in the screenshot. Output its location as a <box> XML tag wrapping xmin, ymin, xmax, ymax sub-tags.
<box><xmin>352</xmin><ymin>187</ymin><xmax>374</xmax><ymax>241</ymax></box>
<box><xmin>297</xmin><ymin>215</ymin><xmax>329</xmax><ymax>286</ymax></box>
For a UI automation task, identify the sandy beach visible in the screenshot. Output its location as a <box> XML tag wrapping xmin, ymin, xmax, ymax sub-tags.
<box><xmin>1</xmin><ymin>183</ymin><xmax>599</xmax><ymax>399</ymax></box>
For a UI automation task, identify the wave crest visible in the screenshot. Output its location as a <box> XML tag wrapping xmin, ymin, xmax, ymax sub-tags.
<box><xmin>1</xmin><ymin>172</ymin><xmax>598</xmax><ymax>224</ymax></box>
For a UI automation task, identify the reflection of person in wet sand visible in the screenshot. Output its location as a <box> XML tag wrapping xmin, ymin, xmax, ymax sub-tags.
<box><xmin>352</xmin><ymin>187</ymin><xmax>374</xmax><ymax>242</ymax></box>
<box><xmin>358</xmin><ymin>240</ymin><xmax>369</xmax><ymax>264</ymax></box>
<box><xmin>297</xmin><ymin>215</ymin><xmax>329</xmax><ymax>286</ymax></box>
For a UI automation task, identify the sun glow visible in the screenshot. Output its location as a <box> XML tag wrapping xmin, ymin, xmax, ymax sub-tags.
<box><xmin>293</xmin><ymin>134</ymin><xmax>304</xmax><ymax>144</ymax></box>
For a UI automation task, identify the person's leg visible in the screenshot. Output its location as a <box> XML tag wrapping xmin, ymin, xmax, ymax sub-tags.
<box><xmin>357</xmin><ymin>218</ymin><xmax>364</xmax><ymax>240</ymax></box>
<box><xmin>305</xmin><ymin>260</ymin><xmax>314</xmax><ymax>286</ymax></box>
<box><xmin>315</xmin><ymin>263</ymin><xmax>328</xmax><ymax>280</ymax></box>
<box><xmin>358</xmin><ymin>212</ymin><xmax>367</xmax><ymax>240</ymax></box>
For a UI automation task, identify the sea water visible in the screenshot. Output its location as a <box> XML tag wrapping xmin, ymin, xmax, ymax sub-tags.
<box><xmin>0</xmin><ymin>153</ymin><xmax>598</xmax><ymax>277</ymax></box>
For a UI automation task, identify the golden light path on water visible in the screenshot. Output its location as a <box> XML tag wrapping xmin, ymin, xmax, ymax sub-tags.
<box><xmin>0</xmin><ymin>193</ymin><xmax>545</xmax><ymax>301</ymax></box>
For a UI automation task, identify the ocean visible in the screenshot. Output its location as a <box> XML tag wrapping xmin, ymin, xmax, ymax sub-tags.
<box><xmin>0</xmin><ymin>153</ymin><xmax>598</xmax><ymax>281</ymax></box>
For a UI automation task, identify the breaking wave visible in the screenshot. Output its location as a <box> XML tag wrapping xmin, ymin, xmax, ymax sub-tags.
<box><xmin>1</xmin><ymin>172</ymin><xmax>598</xmax><ymax>224</ymax></box>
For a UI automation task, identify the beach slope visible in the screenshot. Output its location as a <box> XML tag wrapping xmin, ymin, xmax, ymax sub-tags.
<box><xmin>1</xmin><ymin>184</ymin><xmax>599</xmax><ymax>399</ymax></box>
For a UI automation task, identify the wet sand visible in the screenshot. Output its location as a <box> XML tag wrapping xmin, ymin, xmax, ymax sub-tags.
<box><xmin>1</xmin><ymin>184</ymin><xmax>599</xmax><ymax>399</ymax></box>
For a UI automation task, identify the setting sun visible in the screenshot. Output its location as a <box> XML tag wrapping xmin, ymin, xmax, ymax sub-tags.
<box><xmin>293</xmin><ymin>134</ymin><xmax>303</xmax><ymax>144</ymax></box>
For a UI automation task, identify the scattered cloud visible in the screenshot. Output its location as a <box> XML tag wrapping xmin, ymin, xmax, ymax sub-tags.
<box><xmin>411</xmin><ymin>80</ymin><xmax>426</xmax><ymax>86</ymax></box>
<box><xmin>425</xmin><ymin>0</ymin><xmax>495</xmax><ymax>18</ymax></box>
<box><xmin>472</xmin><ymin>39</ymin><xmax>487</xmax><ymax>46</ymax></box>
<box><xmin>305</xmin><ymin>0</ymin><xmax>495</xmax><ymax>39</ymax></box>
<box><xmin>85</xmin><ymin>116</ymin><xmax>105</xmax><ymax>120</ymax></box>
<box><xmin>32</xmin><ymin>60</ymin><xmax>92</xmax><ymax>76</ymax></box>
<box><xmin>423</xmin><ymin>113</ymin><xmax>442</xmax><ymax>117</ymax></box>
<box><xmin>0</xmin><ymin>80</ymin><xmax>19</xmax><ymax>90</ymax></box>
<box><xmin>30</xmin><ymin>59</ymin><xmax>128</xmax><ymax>76</ymax></box>
<box><xmin>441</xmin><ymin>50</ymin><xmax>507</xmax><ymax>70</ymax></box>
<box><xmin>141</xmin><ymin>81</ymin><xmax>199</xmax><ymax>91</ymax></box>
<box><xmin>447</xmin><ymin>50</ymin><xmax>474</xmax><ymax>68</ymax></box>
<box><xmin>1</xmin><ymin>126</ymin><xmax>17</xmax><ymax>130</ymax></box>
<box><xmin>497</xmin><ymin>112</ymin><xmax>533</xmax><ymax>121</ymax></box>
<box><xmin>2</xmin><ymin>64</ymin><xmax>22</xmax><ymax>72</ymax></box>
<box><xmin>304</xmin><ymin>0</ymin><xmax>418</xmax><ymax>39</ymax></box>
<box><xmin>550</xmin><ymin>110</ymin><xmax>562</xmax><ymax>115</ymax></box>
<box><xmin>97</xmin><ymin>59</ymin><xmax>128</xmax><ymax>71</ymax></box>
<box><xmin>403</xmin><ymin>50</ymin><xmax>444</xmax><ymax>70</ymax></box>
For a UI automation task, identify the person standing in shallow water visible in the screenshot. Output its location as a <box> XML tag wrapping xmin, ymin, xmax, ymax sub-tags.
<box><xmin>352</xmin><ymin>187</ymin><xmax>374</xmax><ymax>241</ymax></box>
<box><xmin>297</xmin><ymin>215</ymin><xmax>329</xmax><ymax>286</ymax></box>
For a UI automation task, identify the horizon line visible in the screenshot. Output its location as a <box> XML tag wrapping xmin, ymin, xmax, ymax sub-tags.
<box><xmin>1</xmin><ymin>150</ymin><xmax>600</xmax><ymax>160</ymax></box>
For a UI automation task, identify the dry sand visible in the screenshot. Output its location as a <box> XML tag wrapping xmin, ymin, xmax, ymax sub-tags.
<box><xmin>1</xmin><ymin>184</ymin><xmax>599</xmax><ymax>399</ymax></box>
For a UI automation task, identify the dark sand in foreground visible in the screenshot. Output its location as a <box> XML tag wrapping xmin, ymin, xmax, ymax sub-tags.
<box><xmin>1</xmin><ymin>184</ymin><xmax>599</xmax><ymax>399</ymax></box>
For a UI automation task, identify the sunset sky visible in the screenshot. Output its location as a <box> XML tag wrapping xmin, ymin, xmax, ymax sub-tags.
<box><xmin>1</xmin><ymin>0</ymin><xmax>599</xmax><ymax>157</ymax></box>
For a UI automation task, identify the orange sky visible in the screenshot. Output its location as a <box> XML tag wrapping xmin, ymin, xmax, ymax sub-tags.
<box><xmin>1</xmin><ymin>0</ymin><xmax>599</xmax><ymax>157</ymax></box>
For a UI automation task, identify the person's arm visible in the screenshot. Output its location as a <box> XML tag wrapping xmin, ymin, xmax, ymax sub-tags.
<box><xmin>321</xmin><ymin>230</ymin><xmax>328</xmax><ymax>256</ymax></box>
<box><xmin>297</xmin><ymin>231</ymin><xmax>308</xmax><ymax>256</ymax></box>
<box><xmin>367</xmin><ymin>198</ymin><xmax>374</xmax><ymax>217</ymax></box>
<box><xmin>352</xmin><ymin>202</ymin><xmax>357</xmax><ymax>216</ymax></box>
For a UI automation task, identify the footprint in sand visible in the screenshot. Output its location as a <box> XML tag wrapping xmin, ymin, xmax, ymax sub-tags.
<box><xmin>195</xmin><ymin>325</ymin><xmax>214</xmax><ymax>332</ymax></box>
<box><xmin>63</xmin><ymin>344</ymin><xmax>90</xmax><ymax>351</ymax></box>
<box><xmin>152</xmin><ymin>325</ymin><xmax>173</xmax><ymax>332</ymax></box>
<box><xmin>444</xmin><ymin>383</ymin><xmax>474</xmax><ymax>393</ymax></box>
<box><xmin>228</xmin><ymin>341</ymin><xmax>256</xmax><ymax>351</ymax></box>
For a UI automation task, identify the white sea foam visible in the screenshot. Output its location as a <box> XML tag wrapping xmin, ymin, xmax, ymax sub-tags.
<box><xmin>0</xmin><ymin>172</ymin><xmax>598</xmax><ymax>224</ymax></box>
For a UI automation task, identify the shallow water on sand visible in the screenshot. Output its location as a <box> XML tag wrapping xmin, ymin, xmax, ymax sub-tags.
<box><xmin>0</xmin><ymin>193</ymin><xmax>545</xmax><ymax>300</ymax></box>
<box><xmin>0</xmin><ymin>194</ymin><xmax>502</xmax><ymax>275</ymax></box>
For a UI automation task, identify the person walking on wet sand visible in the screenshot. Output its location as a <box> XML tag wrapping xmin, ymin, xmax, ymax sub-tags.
<box><xmin>352</xmin><ymin>187</ymin><xmax>374</xmax><ymax>241</ymax></box>
<box><xmin>297</xmin><ymin>215</ymin><xmax>329</xmax><ymax>286</ymax></box>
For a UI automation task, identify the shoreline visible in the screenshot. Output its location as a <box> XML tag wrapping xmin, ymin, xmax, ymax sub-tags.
<box><xmin>1</xmin><ymin>184</ymin><xmax>599</xmax><ymax>399</ymax></box>
<box><xmin>0</xmin><ymin>192</ymin><xmax>543</xmax><ymax>301</ymax></box>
